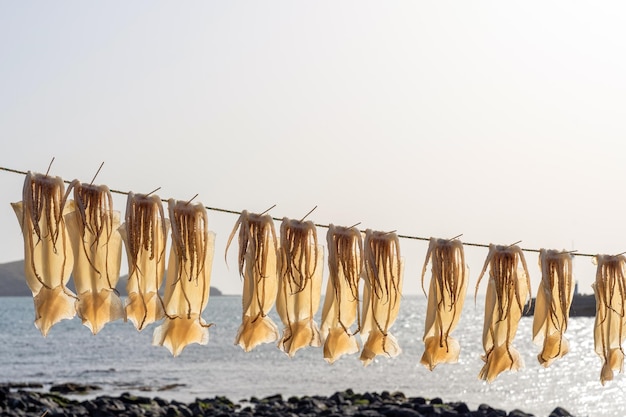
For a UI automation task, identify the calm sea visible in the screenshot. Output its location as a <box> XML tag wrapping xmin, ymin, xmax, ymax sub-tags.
<box><xmin>0</xmin><ymin>295</ymin><xmax>622</xmax><ymax>417</ymax></box>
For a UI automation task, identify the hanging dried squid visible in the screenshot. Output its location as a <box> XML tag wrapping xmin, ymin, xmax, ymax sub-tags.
<box><xmin>11</xmin><ymin>171</ymin><xmax>77</xmax><ymax>336</ymax></box>
<box><xmin>320</xmin><ymin>224</ymin><xmax>363</xmax><ymax>363</ymax></box>
<box><xmin>63</xmin><ymin>180</ymin><xmax>124</xmax><ymax>334</ymax></box>
<box><xmin>532</xmin><ymin>249</ymin><xmax>573</xmax><ymax>367</ymax></box>
<box><xmin>592</xmin><ymin>254</ymin><xmax>626</xmax><ymax>385</ymax></box>
<box><xmin>119</xmin><ymin>192</ymin><xmax>169</xmax><ymax>331</ymax></box>
<box><xmin>152</xmin><ymin>199</ymin><xmax>215</xmax><ymax>356</ymax></box>
<box><xmin>475</xmin><ymin>243</ymin><xmax>531</xmax><ymax>382</ymax></box>
<box><xmin>226</xmin><ymin>210</ymin><xmax>280</xmax><ymax>352</ymax></box>
<box><xmin>275</xmin><ymin>217</ymin><xmax>324</xmax><ymax>357</ymax></box>
<box><xmin>360</xmin><ymin>229</ymin><xmax>403</xmax><ymax>366</ymax></box>
<box><xmin>420</xmin><ymin>237</ymin><xmax>468</xmax><ymax>370</ymax></box>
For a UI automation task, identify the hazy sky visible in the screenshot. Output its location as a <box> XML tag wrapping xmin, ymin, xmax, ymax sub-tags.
<box><xmin>2</xmin><ymin>1</ymin><xmax>626</xmax><ymax>296</ymax></box>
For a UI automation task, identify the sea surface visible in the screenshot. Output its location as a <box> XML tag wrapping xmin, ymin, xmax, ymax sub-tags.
<box><xmin>0</xmin><ymin>295</ymin><xmax>622</xmax><ymax>417</ymax></box>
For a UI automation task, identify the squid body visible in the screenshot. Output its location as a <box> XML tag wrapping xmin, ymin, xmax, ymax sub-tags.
<box><xmin>119</xmin><ymin>192</ymin><xmax>169</xmax><ymax>331</ymax></box>
<box><xmin>592</xmin><ymin>254</ymin><xmax>626</xmax><ymax>385</ymax></box>
<box><xmin>64</xmin><ymin>180</ymin><xmax>124</xmax><ymax>335</ymax></box>
<box><xmin>152</xmin><ymin>199</ymin><xmax>215</xmax><ymax>356</ymax></box>
<box><xmin>420</xmin><ymin>237</ymin><xmax>468</xmax><ymax>370</ymax></box>
<box><xmin>275</xmin><ymin>217</ymin><xmax>324</xmax><ymax>357</ymax></box>
<box><xmin>320</xmin><ymin>224</ymin><xmax>363</xmax><ymax>363</ymax></box>
<box><xmin>532</xmin><ymin>249</ymin><xmax>573</xmax><ymax>367</ymax></box>
<box><xmin>476</xmin><ymin>244</ymin><xmax>530</xmax><ymax>382</ymax></box>
<box><xmin>227</xmin><ymin>210</ymin><xmax>280</xmax><ymax>352</ymax></box>
<box><xmin>11</xmin><ymin>171</ymin><xmax>77</xmax><ymax>336</ymax></box>
<box><xmin>360</xmin><ymin>229</ymin><xmax>403</xmax><ymax>366</ymax></box>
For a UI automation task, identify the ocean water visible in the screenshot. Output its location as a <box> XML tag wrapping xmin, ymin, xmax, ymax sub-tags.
<box><xmin>0</xmin><ymin>295</ymin><xmax>623</xmax><ymax>417</ymax></box>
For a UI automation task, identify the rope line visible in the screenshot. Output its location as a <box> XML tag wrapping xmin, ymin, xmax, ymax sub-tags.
<box><xmin>0</xmin><ymin>165</ymin><xmax>596</xmax><ymax>258</ymax></box>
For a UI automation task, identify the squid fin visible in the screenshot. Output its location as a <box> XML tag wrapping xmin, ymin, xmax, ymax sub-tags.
<box><xmin>125</xmin><ymin>291</ymin><xmax>165</xmax><ymax>331</ymax></box>
<box><xmin>420</xmin><ymin>336</ymin><xmax>461</xmax><ymax>371</ymax></box>
<box><xmin>235</xmin><ymin>315</ymin><xmax>279</xmax><ymax>352</ymax></box>
<box><xmin>323</xmin><ymin>327</ymin><xmax>359</xmax><ymax>364</ymax></box>
<box><xmin>360</xmin><ymin>330</ymin><xmax>401</xmax><ymax>367</ymax></box>
<box><xmin>537</xmin><ymin>334</ymin><xmax>569</xmax><ymax>368</ymax></box>
<box><xmin>76</xmin><ymin>289</ymin><xmax>125</xmax><ymax>335</ymax></box>
<box><xmin>278</xmin><ymin>319</ymin><xmax>321</xmax><ymax>358</ymax></box>
<box><xmin>479</xmin><ymin>344</ymin><xmax>524</xmax><ymax>382</ymax></box>
<box><xmin>152</xmin><ymin>315</ymin><xmax>210</xmax><ymax>357</ymax></box>
<box><xmin>600</xmin><ymin>348</ymin><xmax>625</xmax><ymax>385</ymax></box>
<box><xmin>33</xmin><ymin>286</ymin><xmax>77</xmax><ymax>337</ymax></box>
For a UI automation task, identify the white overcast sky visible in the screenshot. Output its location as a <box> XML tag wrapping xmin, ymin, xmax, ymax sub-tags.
<box><xmin>1</xmin><ymin>1</ymin><xmax>626</xmax><ymax>295</ymax></box>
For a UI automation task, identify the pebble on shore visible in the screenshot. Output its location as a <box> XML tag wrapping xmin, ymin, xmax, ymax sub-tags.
<box><xmin>0</xmin><ymin>384</ymin><xmax>574</xmax><ymax>417</ymax></box>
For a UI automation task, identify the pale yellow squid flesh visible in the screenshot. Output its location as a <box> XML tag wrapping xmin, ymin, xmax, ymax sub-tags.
<box><xmin>532</xmin><ymin>249</ymin><xmax>573</xmax><ymax>367</ymax></box>
<box><xmin>63</xmin><ymin>180</ymin><xmax>124</xmax><ymax>335</ymax></box>
<box><xmin>119</xmin><ymin>192</ymin><xmax>169</xmax><ymax>331</ymax></box>
<box><xmin>152</xmin><ymin>198</ymin><xmax>215</xmax><ymax>356</ymax></box>
<box><xmin>226</xmin><ymin>210</ymin><xmax>280</xmax><ymax>352</ymax></box>
<box><xmin>420</xmin><ymin>237</ymin><xmax>468</xmax><ymax>370</ymax></box>
<box><xmin>11</xmin><ymin>171</ymin><xmax>77</xmax><ymax>336</ymax></box>
<box><xmin>592</xmin><ymin>254</ymin><xmax>626</xmax><ymax>385</ymax></box>
<box><xmin>360</xmin><ymin>229</ymin><xmax>403</xmax><ymax>366</ymax></box>
<box><xmin>275</xmin><ymin>217</ymin><xmax>324</xmax><ymax>357</ymax></box>
<box><xmin>475</xmin><ymin>243</ymin><xmax>531</xmax><ymax>382</ymax></box>
<box><xmin>320</xmin><ymin>224</ymin><xmax>363</xmax><ymax>363</ymax></box>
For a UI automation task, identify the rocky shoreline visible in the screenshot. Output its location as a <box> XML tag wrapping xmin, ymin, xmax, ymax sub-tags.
<box><xmin>0</xmin><ymin>383</ymin><xmax>573</xmax><ymax>417</ymax></box>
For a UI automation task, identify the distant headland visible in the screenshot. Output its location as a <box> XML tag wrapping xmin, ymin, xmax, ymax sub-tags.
<box><xmin>0</xmin><ymin>260</ymin><xmax>223</xmax><ymax>297</ymax></box>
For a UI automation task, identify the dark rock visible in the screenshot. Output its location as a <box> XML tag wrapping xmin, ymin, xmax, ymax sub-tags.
<box><xmin>90</xmin><ymin>409</ymin><xmax>117</xmax><ymax>417</ymax></box>
<box><xmin>378</xmin><ymin>404</ymin><xmax>398</xmax><ymax>414</ymax></box>
<box><xmin>216</xmin><ymin>395</ymin><xmax>237</xmax><ymax>409</ymax></box>
<box><xmin>170</xmin><ymin>400</ymin><xmax>193</xmax><ymax>417</ymax></box>
<box><xmin>154</xmin><ymin>397</ymin><xmax>170</xmax><ymax>407</ymax></box>
<box><xmin>549</xmin><ymin>407</ymin><xmax>574</xmax><ymax>417</ymax></box>
<box><xmin>120</xmin><ymin>391</ymin><xmax>153</xmax><ymax>405</ymax></box>
<box><xmin>508</xmin><ymin>409</ymin><xmax>535</xmax><ymax>417</ymax></box>
<box><xmin>9</xmin><ymin>396</ymin><xmax>28</xmax><ymax>409</ymax></box>
<box><xmin>363</xmin><ymin>392</ymin><xmax>381</xmax><ymax>404</ymax></box>
<box><xmin>381</xmin><ymin>406</ymin><xmax>424</xmax><ymax>417</ymax></box>
<box><xmin>50</xmin><ymin>382</ymin><xmax>101</xmax><ymax>394</ymax></box>
<box><xmin>356</xmin><ymin>410</ymin><xmax>384</xmax><ymax>417</ymax></box>
<box><xmin>263</xmin><ymin>393</ymin><xmax>283</xmax><ymax>404</ymax></box>
<box><xmin>0</xmin><ymin>382</ymin><xmax>44</xmax><ymax>390</ymax></box>
<box><xmin>450</xmin><ymin>402</ymin><xmax>470</xmax><ymax>414</ymax></box>
<box><xmin>43</xmin><ymin>392</ymin><xmax>79</xmax><ymax>408</ymax></box>
<box><xmin>329</xmin><ymin>392</ymin><xmax>345</xmax><ymax>405</ymax></box>
<box><xmin>409</xmin><ymin>397</ymin><xmax>427</xmax><ymax>406</ymax></box>
<box><xmin>391</xmin><ymin>392</ymin><xmax>406</xmax><ymax>401</ymax></box>
<box><xmin>415</xmin><ymin>404</ymin><xmax>434</xmax><ymax>414</ymax></box>
<box><xmin>157</xmin><ymin>383</ymin><xmax>187</xmax><ymax>392</ymax></box>
<box><xmin>105</xmin><ymin>399</ymin><xmax>126</xmax><ymax>412</ymax></box>
<box><xmin>430</xmin><ymin>397</ymin><xmax>444</xmax><ymax>405</ymax></box>
<box><xmin>165</xmin><ymin>405</ymin><xmax>182</xmax><ymax>417</ymax></box>
<box><xmin>478</xmin><ymin>404</ymin><xmax>507</xmax><ymax>417</ymax></box>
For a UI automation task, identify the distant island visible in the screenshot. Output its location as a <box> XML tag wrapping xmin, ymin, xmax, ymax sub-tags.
<box><xmin>0</xmin><ymin>260</ymin><xmax>223</xmax><ymax>297</ymax></box>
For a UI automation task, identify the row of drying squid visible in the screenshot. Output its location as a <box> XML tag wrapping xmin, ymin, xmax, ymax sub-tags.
<box><xmin>9</xmin><ymin>171</ymin><xmax>626</xmax><ymax>385</ymax></box>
